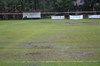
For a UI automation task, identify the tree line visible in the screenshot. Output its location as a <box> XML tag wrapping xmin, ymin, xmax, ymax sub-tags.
<box><xmin>0</xmin><ymin>0</ymin><xmax>100</xmax><ymax>13</ymax></box>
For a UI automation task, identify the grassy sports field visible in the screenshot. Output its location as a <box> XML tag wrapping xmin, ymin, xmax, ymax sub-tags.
<box><xmin>0</xmin><ymin>19</ymin><xmax>100</xmax><ymax>66</ymax></box>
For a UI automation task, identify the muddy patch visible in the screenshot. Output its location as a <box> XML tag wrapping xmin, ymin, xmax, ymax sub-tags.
<box><xmin>0</xmin><ymin>51</ymin><xmax>97</xmax><ymax>61</ymax></box>
<box><xmin>24</xmin><ymin>51</ymin><xmax>96</xmax><ymax>58</ymax></box>
<box><xmin>14</xmin><ymin>40</ymin><xmax>77</xmax><ymax>50</ymax></box>
<box><xmin>40</xmin><ymin>22</ymin><xmax>100</xmax><ymax>25</ymax></box>
<box><xmin>14</xmin><ymin>41</ymin><xmax>56</xmax><ymax>49</ymax></box>
<box><xmin>0</xmin><ymin>53</ymin><xmax>18</xmax><ymax>57</ymax></box>
<box><xmin>0</xmin><ymin>52</ymin><xmax>41</xmax><ymax>58</ymax></box>
<box><xmin>25</xmin><ymin>52</ymin><xmax>41</xmax><ymax>56</ymax></box>
<box><xmin>68</xmin><ymin>52</ymin><xmax>95</xmax><ymax>57</ymax></box>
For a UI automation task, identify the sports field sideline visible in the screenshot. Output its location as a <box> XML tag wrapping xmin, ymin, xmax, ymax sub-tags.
<box><xmin>0</xmin><ymin>19</ymin><xmax>100</xmax><ymax>66</ymax></box>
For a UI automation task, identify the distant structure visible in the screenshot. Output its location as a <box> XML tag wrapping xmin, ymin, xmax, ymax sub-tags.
<box><xmin>74</xmin><ymin>0</ymin><xmax>85</xmax><ymax>11</ymax></box>
<box><xmin>75</xmin><ymin>0</ymin><xmax>84</xmax><ymax>6</ymax></box>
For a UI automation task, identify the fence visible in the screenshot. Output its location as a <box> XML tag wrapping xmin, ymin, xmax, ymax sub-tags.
<box><xmin>0</xmin><ymin>11</ymin><xmax>100</xmax><ymax>20</ymax></box>
<box><xmin>0</xmin><ymin>13</ymin><xmax>22</xmax><ymax>20</ymax></box>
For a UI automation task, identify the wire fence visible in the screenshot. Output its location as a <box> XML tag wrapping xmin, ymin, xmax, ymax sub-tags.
<box><xmin>0</xmin><ymin>11</ymin><xmax>100</xmax><ymax>20</ymax></box>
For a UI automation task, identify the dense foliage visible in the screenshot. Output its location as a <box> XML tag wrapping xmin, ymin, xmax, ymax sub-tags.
<box><xmin>0</xmin><ymin>0</ymin><xmax>100</xmax><ymax>12</ymax></box>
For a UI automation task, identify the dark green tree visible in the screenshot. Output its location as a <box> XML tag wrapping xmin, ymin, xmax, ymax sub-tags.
<box><xmin>53</xmin><ymin>0</ymin><xmax>74</xmax><ymax>12</ymax></box>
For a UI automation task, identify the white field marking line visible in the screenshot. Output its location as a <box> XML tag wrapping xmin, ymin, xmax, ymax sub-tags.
<box><xmin>2</xmin><ymin>61</ymin><xmax>100</xmax><ymax>63</ymax></box>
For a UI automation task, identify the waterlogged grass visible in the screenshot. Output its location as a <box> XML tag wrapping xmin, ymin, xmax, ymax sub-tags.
<box><xmin>0</xmin><ymin>19</ymin><xmax>100</xmax><ymax>66</ymax></box>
